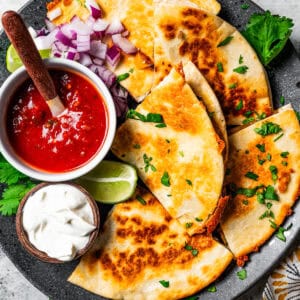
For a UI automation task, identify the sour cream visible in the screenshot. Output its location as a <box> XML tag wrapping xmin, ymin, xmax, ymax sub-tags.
<box><xmin>22</xmin><ymin>184</ymin><xmax>96</xmax><ymax>261</ymax></box>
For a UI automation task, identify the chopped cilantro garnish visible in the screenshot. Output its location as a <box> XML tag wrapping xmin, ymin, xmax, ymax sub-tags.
<box><xmin>239</xmin><ymin>55</ymin><xmax>244</xmax><ymax>64</ymax></box>
<box><xmin>258</xmin><ymin>157</ymin><xmax>266</xmax><ymax>165</ymax></box>
<box><xmin>276</xmin><ymin>223</ymin><xmax>293</xmax><ymax>242</ymax></box>
<box><xmin>243</xmin><ymin>117</ymin><xmax>255</xmax><ymax>125</ymax></box>
<box><xmin>264</xmin><ymin>185</ymin><xmax>279</xmax><ymax>201</ymax></box>
<box><xmin>117</xmin><ymin>72</ymin><xmax>130</xmax><ymax>82</ymax></box>
<box><xmin>195</xmin><ymin>217</ymin><xmax>203</xmax><ymax>222</ymax></box>
<box><xmin>191</xmin><ymin>249</ymin><xmax>198</xmax><ymax>256</ymax></box>
<box><xmin>245</xmin><ymin>171</ymin><xmax>259</xmax><ymax>181</ymax></box>
<box><xmin>237</xmin><ymin>269</ymin><xmax>247</xmax><ymax>280</ymax></box>
<box><xmin>256</xmin><ymin>144</ymin><xmax>265</xmax><ymax>152</ymax></box>
<box><xmin>274</xmin><ymin>133</ymin><xmax>284</xmax><ymax>142</ymax></box>
<box><xmin>236</xmin><ymin>187</ymin><xmax>257</xmax><ymax>197</ymax></box>
<box><xmin>133</xmin><ymin>144</ymin><xmax>141</xmax><ymax>149</ymax></box>
<box><xmin>217</xmin><ymin>36</ymin><xmax>234</xmax><ymax>47</ymax></box>
<box><xmin>136</xmin><ymin>195</ymin><xmax>146</xmax><ymax>205</ymax></box>
<box><xmin>127</xmin><ymin>110</ymin><xmax>165</xmax><ymax>126</ymax></box>
<box><xmin>161</xmin><ymin>172</ymin><xmax>171</xmax><ymax>187</ymax></box>
<box><xmin>280</xmin><ymin>152</ymin><xmax>289</xmax><ymax>158</ymax></box>
<box><xmin>241</xmin><ymin>3</ymin><xmax>250</xmax><ymax>10</ymax></box>
<box><xmin>207</xmin><ymin>285</ymin><xmax>217</xmax><ymax>293</ymax></box>
<box><xmin>242</xmin><ymin>199</ymin><xmax>249</xmax><ymax>205</ymax></box>
<box><xmin>186</xmin><ymin>179</ymin><xmax>193</xmax><ymax>186</ymax></box>
<box><xmin>183</xmin><ymin>297</ymin><xmax>198</xmax><ymax>300</ymax></box>
<box><xmin>229</xmin><ymin>83</ymin><xmax>237</xmax><ymax>89</ymax></box>
<box><xmin>129</xmin><ymin>68</ymin><xmax>134</xmax><ymax>73</ymax></box>
<box><xmin>256</xmin><ymin>112</ymin><xmax>267</xmax><ymax>120</ymax></box>
<box><xmin>266</xmin><ymin>153</ymin><xmax>272</xmax><ymax>161</ymax></box>
<box><xmin>159</xmin><ymin>280</ymin><xmax>170</xmax><ymax>288</ymax></box>
<box><xmin>217</xmin><ymin>62</ymin><xmax>224</xmax><ymax>72</ymax></box>
<box><xmin>254</xmin><ymin>122</ymin><xmax>282</xmax><ymax>136</ymax></box>
<box><xmin>269</xmin><ymin>165</ymin><xmax>278</xmax><ymax>181</ymax></box>
<box><xmin>235</xmin><ymin>99</ymin><xmax>244</xmax><ymax>110</ymax></box>
<box><xmin>266</xmin><ymin>202</ymin><xmax>273</xmax><ymax>209</ymax></box>
<box><xmin>269</xmin><ymin>219</ymin><xmax>277</xmax><ymax>229</ymax></box>
<box><xmin>179</xmin><ymin>151</ymin><xmax>184</xmax><ymax>157</ymax></box>
<box><xmin>185</xmin><ymin>244</ymin><xmax>193</xmax><ymax>251</ymax></box>
<box><xmin>208</xmin><ymin>111</ymin><xmax>215</xmax><ymax>118</ymax></box>
<box><xmin>242</xmin><ymin>11</ymin><xmax>294</xmax><ymax>66</ymax></box>
<box><xmin>143</xmin><ymin>154</ymin><xmax>156</xmax><ymax>172</ymax></box>
<box><xmin>259</xmin><ymin>210</ymin><xmax>274</xmax><ymax>220</ymax></box>
<box><xmin>165</xmin><ymin>139</ymin><xmax>170</xmax><ymax>143</ymax></box>
<box><xmin>155</xmin><ymin>123</ymin><xmax>167</xmax><ymax>128</ymax></box>
<box><xmin>233</xmin><ymin>65</ymin><xmax>249</xmax><ymax>74</ymax></box>
<box><xmin>185</xmin><ymin>222</ymin><xmax>193</xmax><ymax>228</ymax></box>
<box><xmin>244</xmin><ymin>111</ymin><xmax>252</xmax><ymax>118</ymax></box>
<box><xmin>281</xmin><ymin>161</ymin><xmax>288</xmax><ymax>166</ymax></box>
<box><xmin>296</xmin><ymin>111</ymin><xmax>300</xmax><ymax>121</ymax></box>
<box><xmin>279</xmin><ymin>96</ymin><xmax>285</xmax><ymax>106</ymax></box>
<box><xmin>256</xmin><ymin>193</ymin><xmax>265</xmax><ymax>204</ymax></box>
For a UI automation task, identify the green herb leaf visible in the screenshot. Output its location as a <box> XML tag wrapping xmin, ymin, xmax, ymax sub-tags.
<box><xmin>244</xmin><ymin>111</ymin><xmax>252</xmax><ymax>118</ymax></box>
<box><xmin>117</xmin><ymin>72</ymin><xmax>130</xmax><ymax>82</ymax></box>
<box><xmin>242</xmin><ymin>199</ymin><xmax>249</xmax><ymax>205</ymax></box>
<box><xmin>243</xmin><ymin>117</ymin><xmax>255</xmax><ymax>125</ymax></box>
<box><xmin>242</xmin><ymin>11</ymin><xmax>294</xmax><ymax>65</ymax></box>
<box><xmin>280</xmin><ymin>152</ymin><xmax>289</xmax><ymax>158</ymax></box>
<box><xmin>245</xmin><ymin>171</ymin><xmax>259</xmax><ymax>181</ymax></box>
<box><xmin>241</xmin><ymin>3</ymin><xmax>250</xmax><ymax>10</ymax></box>
<box><xmin>155</xmin><ymin>123</ymin><xmax>167</xmax><ymax>128</ymax></box>
<box><xmin>136</xmin><ymin>195</ymin><xmax>147</xmax><ymax>205</ymax></box>
<box><xmin>269</xmin><ymin>219</ymin><xmax>277</xmax><ymax>229</ymax></box>
<box><xmin>195</xmin><ymin>217</ymin><xmax>203</xmax><ymax>222</ymax></box>
<box><xmin>239</xmin><ymin>55</ymin><xmax>244</xmax><ymax>64</ymax></box>
<box><xmin>264</xmin><ymin>185</ymin><xmax>279</xmax><ymax>201</ymax></box>
<box><xmin>159</xmin><ymin>280</ymin><xmax>170</xmax><ymax>288</ymax></box>
<box><xmin>179</xmin><ymin>151</ymin><xmax>184</xmax><ymax>157</ymax></box>
<box><xmin>266</xmin><ymin>153</ymin><xmax>272</xmax><ymax>161</ymax></box>
<box><xmin>217</xmin><ymin>36</ymin><xmax>234</xmax><ymax>47</ymax></box>
<box><xmin>266</xmin><ymin>202</ymin><xmax>273</xmax><ymax>209</ymax></box>
<box><xmin>233</xmin><ymin>65</ymin><xmax>249</xmax><ymax>74</ymax></box>
<box><xmin>185</xmin><ymin>244</ymin><xmax>193</xmax><ymax>251</ymax></box>
<box><xmin>127</xmin><ymin>110</ymin><xmax>165</xmax><ymax>126</ymax></box>
<box><xmin>237</xmin><ymin>269</ymin><xmax>247</xmax><ymax>280</ymax></box>
<box><xmin>207</xmin><ymin>285</ymin><xmax>217</xmax><ymax>293</ymax></box>
<box><xmin>274</xmin><ymin>133</ymin><xmax>284</xmax><ymax>142</ymax></box>
<box><xmin>229</xmin><ymin>83</ymin><xmax>237</xmax><ymax>89</ymax></box>
<box><xmin>235</xmin><ymin>99</ymin><xmax>244</xmax><ymax>110</ymax></box>
<box><xmin>256</xmin><ymin>144</ymin><xmax>265</xmax><ymax>152</ymax></box>
<box><xmin>236</xmin><ymin>187</ymin><xmax>257</xmax><ymax>197</ymax></box>
<box><xmin>217</xmin><ymin>62</ymin><xmax>224</xmax><ymax>72</ymax></box>
<box><xmin>143</xmin><ymin>154</ymin><xmax>156</xmax><ymax>173</ymax></box>
<box><xmin>185</xmin><ymin>222</ymin><xmax>193</xmax><ymax>228</ymax></box>
<box><xmin>147</xmin><ymin>113</ymin><xmax>163</xmax><ymax>123</ymax></box>
<box><xmin>279</xmin><ymin>96</ymin><xmax>285</xmax><ymax>106</ymax></box>
<box><xmin>276</xmin><ymin>227</ymin><xmax>287</xmax><ymax>242</ymax></box>
<box><xmin>281</xmin><ymin>161</ymin><xmax>288</xmax><ymax>166</ymax></box>
<box><xmin>186</xmin><ymin>179</ymin><xmax>192</xmax><ymax>186</ymax></box>
<box><xmin>269</xmin><ymin>165</ymin><xmax>278</xmax><ymax>182</ymax></box>
<box><xmin>258</xmin><ymin>157</ymin><xmax>266</xmax><ymax>165</ymax></box>
<box><xmin>191</xmin><ymin>249</ymin><xmax>198</xmax><ymax>256</ymax></box>
<box><xmin>254</xmin><ymin>122</ymin><xmax>282</xmax><ymax>136</ymax></box>
<box><xmin>296</xmin><ymin>111</ymin><xmax>300</xmax><ymax>121</ymax></box>
<box><xmin>256</xmin><ymin>193</ymin><xmax>265</xmax><ymax>204</ymax></box>
<box><xmin>127</xmin><ymin>109</ymin><xmax>147</xmax><ymax>121</ymax></box>
<box><xmin>161</xmin><ymin>172</ymin><xmax>171</xmax><ymax>187</ymax></box>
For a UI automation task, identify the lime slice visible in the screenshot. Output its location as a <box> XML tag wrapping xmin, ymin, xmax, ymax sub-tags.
<box><xmin>6</xmin><ymin>44</ymin><xmax>51</xmax><ymax>73</ymax></box>
<box><xmin>78</xmin><ymin>160</ymin><xmax>138</xmax><ymax>204</ymax></box>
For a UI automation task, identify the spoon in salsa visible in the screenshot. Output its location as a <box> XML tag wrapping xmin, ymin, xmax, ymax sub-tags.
<box><xmin>1</xmin><ymin>11</ymin><xmax>65</xmax><ymax>117</ymax></box>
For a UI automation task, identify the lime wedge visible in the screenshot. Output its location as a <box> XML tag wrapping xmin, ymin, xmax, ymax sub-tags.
<box><xmin>77</xmin><ymin>160</ymin><xmax>138</xmax><ymax>204</ymax></box>
<box><xmin>6</xmin><ymin>44</ymin><xmax>51</xmax><ymax>73</ymax></box>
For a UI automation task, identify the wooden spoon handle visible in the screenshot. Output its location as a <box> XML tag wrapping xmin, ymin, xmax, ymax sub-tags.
<box><xmin>2</xmin><ymin>11</ymin><xmax>57</xmax><ymax>101</ymax></box>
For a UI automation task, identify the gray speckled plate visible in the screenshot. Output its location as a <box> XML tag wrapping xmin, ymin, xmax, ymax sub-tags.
<box><xmin>0</xmin><ymin>1</ymin><xmax>300</xmax><ymax>299</ymax></box>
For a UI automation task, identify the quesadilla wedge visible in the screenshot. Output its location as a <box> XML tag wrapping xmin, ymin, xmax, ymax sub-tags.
<box><xmin>183</xmin><ymin>61</ymin><xmax>228</xmax><ymax>161</ymax></box>
<box><xmin>112</xmin><ymin>68</ymin><xmax>226</xmax><ymax>235</ymax></box>
<box><xmin>68</xmin><ymin>188</ymin><xmax>233</xmax><ymax>299</ymax></box>
<box><xmin>154</xmin><ymin>3</ymin><xmax>272</xmax><ymax>125</ymax></box>
<box><xmin>220</xmin><ymin>105</ymin><xmax>300</xmax><ymax>262</ymax></box>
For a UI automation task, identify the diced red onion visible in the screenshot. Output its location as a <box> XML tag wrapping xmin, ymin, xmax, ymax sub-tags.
<box><xmin>79</xmin><ymin>53</ymin><xmax>93</xmax><ymax>66</ymax></box>
<box><xmin>86</xmin><ymin>0</ymin><xmax>102</xmax><ymax>19</ymax></box>
<box><xmin>89</xmin><ymin>40</ymin><xmax>107</xmax><ymax>60</ymax></box>
<box><xmin>53</xmin><ymin>40</ymin><xmax>69</xmax><ymax>52</ymax></box>
<box><xmin>76</xmin><ymin>34</ymin><xmax>90</xmax><ymax>52</ymax></box>
<box><xmin>112</xmin><ymin>34</ymin><xmax>137</xmax><ymax>54</ymax></box>
<box><xmin>93</xmin><ymin>58</ymin><xmax>104</xmax><ymax>65</ymax></box>
<box><xmin>37</xmin><ymin>28</ymin><xmax>49</xmax><ymax>37</ymax></box>
<box><xmin>111</xmin><ymin>83</ymin><xmax>129</xmax><ymax>99</ymax></box>
<box><xmin>60</xmin><ymin>24</ymin><xmax>76</xmax><ymax>40</ymax></box>
<box><xmin>121</xmin><ymin>30</ymin><xmax>129</xmax><ymax>37</ymax></box>
<box><xmin>106</xmin><ymin>45</ymin><xmax>121</xmax><ymax>67</ymax></box>
<box><xmin>93</xmin><ymin>19</ymin><xmax>109</xmax><ymax>32</ymax></box>
<box><xmin>34</xmin><ymin>28</ymin><xmax>58</xmax><ymax>50</ymax></box>
<box><xmin>106</xmin><ymin>20</ymin><xmax>124</xmax><ymax>35</ymax></box>
<box><xmin>70</xmin><ymin>16</ymin><xmax>92</xmax><ymax>35</ymax></box>
<box><xmin>113</xmin><ymin>96</ymin><xmax>128</xmax><ymax>118</ymax></box>
<box><xmin>55</xmin><ymin>30</ymin><xmax>73</xmax><ymax>47</ymax></box>
<box><xmin>90</xmin><ymin>65</ymin><xmax>116</xmax><ymax>87</ymax></box>
<box><xmin>47</xmin><ymin>7</ymin><xmax>62</xmax><ymax>21</ymax></box>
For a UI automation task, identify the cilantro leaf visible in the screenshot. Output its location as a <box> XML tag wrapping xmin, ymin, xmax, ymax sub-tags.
<box><xmin>159</xmin><ymin>280</ymin><xmax>169</xmax><ymax>288</ymax></box>
<box><xmin>217</xmin><ymin>36</ymin><xmax>234</xmax><ymax>47</ymax></box>
<box><xmin>236</xmin><ymin>187</ymin><xmax>257</xmax><ymax>197</ymax></box>
<box><xmin>161</xmin><ymin>172</ymin><xmax>171</xmax><ymax>187</ymax></box>
<box><xmin>276</xmin><ymin>224</ymin><xmax>293</xmax><ymax>242</ymax></box>
<box><xmin>242</xmin><ymin>11</ymin><xmax>294</xmax><ymax>65</ymax></box>
<box><xmin>207</xmin><ymin>285</ymin><xmax>217</xmax><ymax>293</ymax></box>
<box><xmin>237</xmin><ymin>269</ymin><xmax>247</xmax><ymax>280</ymax></box>
<box><xmin>136</xmin><ymin>195</ymin><xmax>146</xmax><ymax>205</ymax></box>
<box><xmin>254</xmin><ymin>122</ymin><xmax>282</xmax><ymax>136</ymax></box>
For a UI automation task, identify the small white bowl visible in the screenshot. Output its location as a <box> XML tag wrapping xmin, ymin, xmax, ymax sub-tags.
<box><xmin>0</xmin><ymin>58</ymin><xmax>116</xmax><ymax>182</ymax></box>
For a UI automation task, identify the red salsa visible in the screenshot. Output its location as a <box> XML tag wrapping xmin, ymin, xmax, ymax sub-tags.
<box><xmin>7</xmin><ymin>70</ymin><xmax>108</xmax><ymax>173</ymax></box>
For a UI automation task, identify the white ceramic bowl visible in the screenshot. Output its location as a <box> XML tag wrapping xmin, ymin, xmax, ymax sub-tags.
<box><xmin>0</xmin><ymin>58</ymin><xmax>116</xmax><ymax>182</ymax></box>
